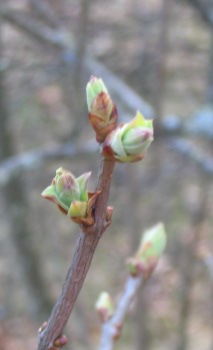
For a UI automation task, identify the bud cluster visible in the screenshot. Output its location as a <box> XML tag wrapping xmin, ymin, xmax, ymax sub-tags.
<box><xmin>86</xmin><ymin>76</ymin><xmax>153</xmax><ymax>162</ymax></box>
<box><xmin>42</xmin><ymin>77</ymin><xmax>155</xmax><ymax>227</ymax></box>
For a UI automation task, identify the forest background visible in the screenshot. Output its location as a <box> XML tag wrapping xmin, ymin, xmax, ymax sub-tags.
<box><xmin>0</xmin><ymin>0</ymin><xmax>213</xmax><ymax>349</ymax></box>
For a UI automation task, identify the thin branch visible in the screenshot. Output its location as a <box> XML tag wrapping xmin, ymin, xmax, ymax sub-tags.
<box><xmin>169</xmin><ymin>138</ymin><xmax>213</xmax><ymax>175</ymax></box>
<box><xmin>184</xmin><ymin>0</ymin><xmax>213</xmax><ymax>28</ymax></box>
<box><xmin>99</xmin><ymin>276</ymin><xmax>143</xmax><ymax>350</ymax></box>
<box><xmin>2</xmin><ymin>6</ymin><xmax>213</xmax><ymax>177</ymax></box>
<box><xmin>3</xmin><ymin>5</ymin><xmax>213</xmax><ymax>139</ymax></box>
<box><xmin>38</xmin><ymin>156</ymin><xmax>115</xmax><ymax>350</ymax></box>
<box><xmin>29</xmin><ymin>0</ymin><xmax>61</xmax><ymax>28</ymax></box>
<box><xmin>0</xmin><ymin>7</ymin><xmax>70</xmax><ymax>48</ymax></box>
<box><xmin>1</xmin><ymin>132</ymin><xmax>213</xmax><ymax>190</ymax></box>
<box><xmin>3</xmin><ymin>6</ymin><xmax>213</xmax><ymax>138</ymax></box>
<box><xmin>7</xmin><ymin>8</ymin><xmax>154</xmax><ymax>118</ymax></box>
<box><xmin>0</xmin><ymin>6</ymin><xmax>154</xmax><ymax>119</ymax></box>
<box><xmin>0</xmin><ymin>141</ymin><xmax>97</xmax><ymax>186</ymax></box>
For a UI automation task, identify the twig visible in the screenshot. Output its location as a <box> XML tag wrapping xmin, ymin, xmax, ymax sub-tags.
<box><xmin>38</xmin><ymin>156</ymin><xmax>115</xmax><ymax>350</ymax></box>
<box><xmin>99</xmin><ymin>275</ymin><xmax>143</xmax><ymax>350</ymax></box>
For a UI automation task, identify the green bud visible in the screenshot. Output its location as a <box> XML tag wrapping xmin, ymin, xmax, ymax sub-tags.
<box><xmin>42</xmin><ymin>168</ymin><xmax>92</xmax><ymax>223</ymax></box>
<box><xmin>86</xmin><ymin>76</ymin><xmax>118</xmax><ymax>143</ymax></box>
<box><xmin>127</xmin><ymin>223</ymin><xmax>166</xmax><ymax>278</ymax></box>
<box><xmin>54</xmin><ymin>168</ymin><xmax>81</xmax><ymax>209</ymax></box>
<box><xmin>95</xmin><ymin>291</ymin><xmax>114</xmax><ymax>322</ymax></box>
<box><xmin>68</xmin><ymin>201</ymin><xmax>88</xmax><ymax>218</ymax></box>
<box><xmin>86</xmin><ymin>76</ymin><xmax>108</xmax><ymax>114</ymax></box>
<box><xmin>102</xmin><ymin>111</ymin><xmax>153</xmax><ymax>162</ymax></box>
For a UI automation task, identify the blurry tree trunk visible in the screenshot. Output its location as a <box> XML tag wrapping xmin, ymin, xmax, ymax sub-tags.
<box><xmin>207</xmin><ymin>31</ymin><xmax>213</xmax><ymax>103</ymax></box>
<box><xmin>175</xmin><ymin>183</ymin><xmax>208</xmax><ymax>350</ymax></box>
<box><xmin>152</xmin><ymin>0</ymin><xmax>171</xmax><ymax>123</ymax></box>
<box><xmin>0</xmin><ymin>19</ymin><xmax>52</xmax><ymax>318</ymax></box>
<box><xmin>211</xmin><ymin>270</ymin><xmax>213</xmax><ymax>350</ymax></box>
<box><xmin>58</xmin><ymin>0</ymin><xmax>92</xmax><ymax>143</ymax></box>
<box><xmin>126</xmin><ymin>166</ymin><xmax>151</xmax><ymax>350</ymax></box>
<box><xmin>135</xmin><ymin>288</ymin><xmax>151</xmax><ymax>350</ymax></box>
<box><xmin>74</xmin><ymin>0</ymin><xmax>92</xmax><ymax>86</ymax></box>
<box><xmin>29</xmin><ymin>0</ymin><xmax>61</xmax><ymax>28</ymax></box>
<box><xmin>175</xmin><ymin>244</ymin><xmax>193</xmax><ymax>350</ymax></box>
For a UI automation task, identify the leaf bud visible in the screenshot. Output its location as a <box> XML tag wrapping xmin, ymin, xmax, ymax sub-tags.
<box><xmin>86</xmin><ymin>76</ymin><xmax>118</xmax><ymax>143</ymax></box>
<box><xmin>41</xmin><ymin>168</ymin><xmax>97</xmax><ymax>225</ymax></box>
<box><xmin>102</xmin><ymin>111</ymin><xmax>153</xmax><ymax>162</ymax></box>
<box><xmin>95</xmin><ymin>291</ymin><xmax>114</xmax><ymax>323</ymax></box>
<box><xmin>127</xmin><ymin>223</ymin><xmax>166</xmax><ymax>278</ymax></box>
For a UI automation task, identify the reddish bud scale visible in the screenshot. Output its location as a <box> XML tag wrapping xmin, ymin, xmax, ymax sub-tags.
<box><xmin>101</xmin><ymin>137</ymin><xmax>116</xmax><ymax>160</ymax></box>
<box><xmin>89</xmin><ymin>102</ymin><xmax>118</xmax><ymax>143</ymax></box>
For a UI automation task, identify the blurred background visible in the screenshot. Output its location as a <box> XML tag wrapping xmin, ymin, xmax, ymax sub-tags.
<box><xmin>0</xmin><ymin>0</ymin><xmax>213</xmax><ymax>349</ymax></box>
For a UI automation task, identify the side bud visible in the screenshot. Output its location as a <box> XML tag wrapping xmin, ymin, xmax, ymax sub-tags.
<box><xmin>127</xmin><ymin>223</ymin><xmax>166</xmax><ymax>278</ymax></box>
<box><xmin>41</xmin><ymin>167</ymin><xmax>98</xmax><ymax>226</ymax></box>
<box><xmin>95</xmin><ymin>291</ymin><xmax>114</xmax><ymax>323</ymax></box>
<box><xmin>102</xmin><ymin>111</ymin><xmax>153</xmax><ymax>162</ymax></box>
<box><xmin>86</xmin><ymin>76</ymin><xmax>118</xmax><ymax>143</ymax></box>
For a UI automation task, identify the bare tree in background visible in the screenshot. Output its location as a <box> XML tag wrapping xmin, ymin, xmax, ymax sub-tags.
<box><xmin>0</xmin><ymin>18</ymin><xmax>53</xmax><ymax>319</ymax></box>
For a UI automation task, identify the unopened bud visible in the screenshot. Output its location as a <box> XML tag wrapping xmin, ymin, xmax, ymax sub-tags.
<box><xmin>127</xmin><ymin>223</ymin><xmax>166</xmax><ymax>278</ymax></box>
<box><xmin>42</xmin><ymin>168</ymin><xmax>95</xmax><ymax>225</ymax></box>
<box><xmin>86</xmin><ymin>76</ymin><xmax>118</xmax><ymax>143</ymax></box>
<box><xmin>102</xmin><ymin>111</ymin><xmax>153</xmax><ymax>162</ymax></box>
<box><xmin>68</xmin><ymin>200</ymin><xmax>87</xmax><ymax>218</ymax></box>
<box><xmin>95</xmin><ymin>291</ymin><xmax>114</xmax><ymax>323</ymax></box>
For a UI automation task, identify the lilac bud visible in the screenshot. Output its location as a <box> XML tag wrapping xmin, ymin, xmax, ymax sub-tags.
<box><xmin>41</xmin><ymin>168</ymin><xmax>94</xmax><ymax>224</ymax></box>
<box><xmin>86</xmin><ymin>76</ymin><xmax>118</xmax><ymax>143</ymax></box>
<box><xmin>102</xmin><ymin>111</ymin><xmax>153</xmax><ymax>162</ymax></box>
<box><xmin>95</xmin><ymin>291</ymin><xmax>114</xmax><ymax>322</ymax></box>
<box><xmin>127</xmin><ymin>223</ymin><xmax>166</xmax><ymax>278</ymax></box>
